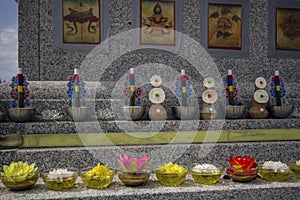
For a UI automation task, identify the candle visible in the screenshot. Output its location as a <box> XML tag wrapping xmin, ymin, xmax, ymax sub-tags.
<box><xmin>274</xmin><ymin>70</ymin><xmax>281</xmax><ymax>106</ymax></box>
<box><xmin>74</xmin><ymin>68</ymin><xmax>80</xmax><ymax>107</ymax></box>
<box><xmin>17</xmin><ymin>67</ymin><xmax>25</xmax><ymax>108</ymax></box>
<box><xmin>181</xmin><ymin>69</ymin><xmax>188</xmax><ymax>106</ymax></box>
<box><xmin>227</xmin><ymin>69</ymin><xmax>234</xmax><ymax>105</ymax></box>
<box><xmin>129</xmin><ymin>68</ymin><xmax>135</xmax><ymax>106</ymax></box>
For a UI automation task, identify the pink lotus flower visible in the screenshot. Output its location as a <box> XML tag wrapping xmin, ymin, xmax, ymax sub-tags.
<box><xmin>118</xmin><ymin>154</ymin><xmax>151</xmax><ymax>172</ymax></box>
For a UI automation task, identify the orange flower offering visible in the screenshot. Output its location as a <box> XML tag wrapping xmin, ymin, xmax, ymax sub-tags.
<box><xmin>229</xmin><ymin>156</ymin><xmax>257</xmax><ymax>170</ymax></box>
<box><xmin>226</xmin><ymin>156</ymin><xmax>258</xmax><ymax>182</ymax></box>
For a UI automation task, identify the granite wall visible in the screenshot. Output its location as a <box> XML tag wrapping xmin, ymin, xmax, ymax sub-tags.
<box><xmin>17</xmin><ymin>0</ymin><xmax>300</xmax><ymax>117</ymax></box>
<box><xmin>19</xmin><ymin>0</ymin><xmax>299</xmax><ymax>81</ymax></box>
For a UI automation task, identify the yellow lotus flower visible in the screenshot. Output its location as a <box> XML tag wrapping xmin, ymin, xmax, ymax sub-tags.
<box><xmin>158</xmin><ymin>162</ymin><xmax>187</xmax><ymax>175</ymax></box>
<box><xmin>85</xmin><ymin>163</ymin><xmax>113</xmax><ymax>181</ymax></box>
<box><xmin>1</xmin><ymin>161</ymin><xmax>38</xmax><ymax>183</ymax></box>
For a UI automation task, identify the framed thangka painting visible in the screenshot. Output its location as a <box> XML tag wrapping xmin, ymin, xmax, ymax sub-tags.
<box><xmin>132</xmin><ymin>0</ymin><xmax>183</xmax><ymax>52</ymax></box>
<box><xmin>200</xmin><ymin>0</ymin><xmax>249</xmax><ymax>57</ymax></box>
<box><xmin>54</xmin><ymin>0</ymin><xmax>109</xmax><ymax>52</ymax></box>
<box><xmin>268</xmin><ymin>0</ymin><xmax>300</xmax><ymax>58</ymax></box>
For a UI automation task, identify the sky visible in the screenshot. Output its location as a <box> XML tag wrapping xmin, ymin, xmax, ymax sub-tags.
<box><xmin>0</xmin><ymin>0</ymin><xmax>18</xmax><ymax>81</ymax></box>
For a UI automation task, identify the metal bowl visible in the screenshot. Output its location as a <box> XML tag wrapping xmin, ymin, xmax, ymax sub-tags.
<box><xmin>200</xmin><ymin>112</ymin><xmax>217</xmax><ymax>120</ymax></box>
<box><xmin>0</xmin><ymin>111</ymin><xmax>5</xmax><ymax>121</ymax></box>
<box><xmin>268</xmin><ymin>105</ymin><xmax>294</xmax><ymax>118</ymax></box>
<box><xmin>8</xmin><ymin>108</ymin><xmax>35</xmax><ymax>122</ymax></box>
<box><xmin>172</xmin><ymin>106</ymin><xmax>198</xmax><ymax>120</ymax></box>
<box><xmin>67</xmin><ymin>107</ymin><xmax>90</xmax><ymax>121</ymax></box>
<box><xmin>226</xmin><ymin>105</ymin><xmax>246</xmax><ymax>119</ymax></box>
<box><xmin>122</xmin><ymin>106</ymin><xmax>145</xmax><ymax>121</ymax></box>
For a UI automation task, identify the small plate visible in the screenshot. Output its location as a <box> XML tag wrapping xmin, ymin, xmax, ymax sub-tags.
<box><xmin>150</xmin><ymin>75</ymin><xmax>162</xmax><ymax>87</ymax></box>
<box><xmin>254</xmin><ymin>89</ymin><xmax>269</xmax><ymax>103</ymax></box>
<box><xmin>202</xmin><ymin>89</ymin><xmax>218</xmax><ymax>104</ymax></box>
<box><xmin>149</xmin><ymin>88</ymin><xmax>165</xmax><ymax>104</ymax></box>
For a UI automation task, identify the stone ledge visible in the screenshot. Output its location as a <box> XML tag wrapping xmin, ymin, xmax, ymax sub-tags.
<box><xmin>0</xmin><ymin>118</ymin><xmax>299</xmax><ymax>135</ymax></box>
<box><xmin>0</xmin><ymin>176</ymin><xmax>299</xmax><ymax>200</ymax></box>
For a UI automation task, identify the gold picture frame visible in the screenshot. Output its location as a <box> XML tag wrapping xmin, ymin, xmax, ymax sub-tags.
<box><xmin>276</xmin><ymin>8</ymin><xmax>300</xmax><ymax>51</ymax></box>
<box><xmin>63</xmin><ymin>0</ymin><xmax>101</xmax><ymax>44</ymax></box>
<box><xmin>140</xmin><ymin>0</ymin><xmax>176</xmax><ymax>46</ymax></box>
<box><xmin>207</xmin><ymin>3</ymin><xmax>242</xmax><ymax>50</ymax></box>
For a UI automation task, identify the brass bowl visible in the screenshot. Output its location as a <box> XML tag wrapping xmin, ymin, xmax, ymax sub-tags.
<box><xmin>80</xmin><ymin>167</ymin><xmax>114</xmax><ymax>189</ymax></box>
<box><xmin>268</xmin><ymin>105</ymin><xmax>294</xmax><ymax>118</ymax></box>
<box><xmin>191</xmin><ymin>164</ymin><xmax>223</xmax><ymax>185</ymax></box>
<box><xmin>259</xmin><ymin>167</ymin><xmax>290</xmax><ymax>182</ymax></box>
<box><xmin>226</xmin><ymin>105</ymin><xmax>246</xmax><ymax>119</ymax></box>
<box><xmin>155</xmin><ymin>166</ymin><xmax>188</xmax><ymax>186</ymax></box>
<box><xmin>118</xmin><ymin>170</ymin><xmax>151</xmax><ymax>186</ymax></box>
<box><xmin>1</xmin><ymin>170</ymin><xmax>39</xmax><ymax>190</ymax></box>
<box><xmin>172</xmin><ymin>106</ymin><xmax>197</xmax><ymax>120</ymax></box>
<box><xmin>41</xmin><ymin>168</ymin><xmax>78</xmax><ymax>191</ymax></box>
<box><xmin>0</xmin><ymin>111</ymin><xmax>5</xmax><ymax>121</ymax></box>
<box><xmin>226</xmin><ymin>167</ymin><xmax>258</xmax><ymax>182</ymax></box>
<box><xmin>290</xmin><ymin>163</ymin><xmax>300</xmax><ymax>179</ymax></box>
<box><xmin>8</xmin><ymin>108</ymin><xmax>35</xmax><ymax>122</ymax></box>
<box><xmin>67</xmin><ymin>107</ymin><xmax>90</xmax><ymax>121</ymax></box>
<box><xmin>122</xmin><ymin>106</ymin><xmax>145</xmax><ymax>121</ymax></box>
<box><xmin>200</xmin><ymin>112</ymin><xmax>217</xmax><ymax>120</ymax></box>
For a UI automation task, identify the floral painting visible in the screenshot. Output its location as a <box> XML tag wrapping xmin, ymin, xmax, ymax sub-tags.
<box><xmin>63</xmin><ymin>0</ymin><xmax>100</xmax><ymax>44</ymax></box>
<box><xmin>140</xmin><ymin>0</ymin><xmax>175</xmax><ymax>46</ymax></box>
<box><xmin>208</xmin><ymin>3</ymin><xmax>242</xmax><ymax>49</ymax></box>
<box><xmin>276</xmin><ymin>8</ymin><xmax>300</xmax><ymax>51</ymax></box>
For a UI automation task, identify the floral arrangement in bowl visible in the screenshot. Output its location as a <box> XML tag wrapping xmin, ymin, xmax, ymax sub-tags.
<box><xmin>290</xmin><ymin>160</ymin><xmax>300</xmax><ymax>179</ymax></box>
<box><xmin>259</xmin><ymin>161</ymin><xmax>290</xmax><ymax>182</ymax></box>
<box><xmin>41</xmin><ymin>168</ymin><xmax>78</xmax><ymax>191</ymax></box>
<box><xmin>0</xmin><ymin>161</ymin><xmax>39</xmax><ymax>190</ymax></box>
<box><xmin>117</xmin><ymin>154</ymin><xmax>152</xmax><ymax>186</ymax></box>
<box><xmin>155</xmin><ymin>162</ymin><xmax>188</xmax><ymax>186</ymax></box>
<box><xmin>226</xmin><ymin>156</ymin><xmax>258</xmax><ymax>182</ymax></box>
<box><xmin>80</xmin><ymin>163</ymin><xmax>114</xmax><ymax>189</ymax></box>
<box><xmin>191</xmin><ymin>163</ymin><xmax>223</xmax><ymax>185</ymax></box>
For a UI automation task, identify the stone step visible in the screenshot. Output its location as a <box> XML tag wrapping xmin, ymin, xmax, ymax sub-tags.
<box><xmin>0</xmin><ymin>176</ymin><xmax>299</xmax><ymax>200</ymax></box>
<box><xmin>0</xmin><ymin>118</ymin><xmax>299</xmax><ymax>135</ymax></box>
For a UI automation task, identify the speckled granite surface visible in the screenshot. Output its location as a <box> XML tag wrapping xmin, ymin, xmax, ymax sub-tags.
<box><xmin>18</xmin><ymin>0</ymin><xmax>300</xmax><ymax>83</ymax></box>
<box><xmin>1</xmin><ymin>142</ymin><xmax>299</xmax><ymax>170</ymax></box>
<box><xmin>0</xmin><ymin>118</ymin><xmax>299</xmax><ymax>135</ymax></box>
<box><xmin>0</xmin><ymin>176</ymin><xmax>299</xmax><ymax>200</ymax></box>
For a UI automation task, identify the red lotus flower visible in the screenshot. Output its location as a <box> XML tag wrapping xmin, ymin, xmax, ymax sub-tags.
<box><xmin>229</xmin><ymin>156</ymin><xmax>257</xmax><ymax>170</ymax></box>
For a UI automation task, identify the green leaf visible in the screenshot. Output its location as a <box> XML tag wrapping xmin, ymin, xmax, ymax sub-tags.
<box><xmin>221</xmin><ymin>7</ymin><xmax>231</xmax><ymax>15</ymax></box>
<box><xmin>210</xmin><ymin>12</ymin><xmax>219</xmax><ymax>18</ymax></box>
<box><xmin>223</xmin><ymin>32</ymin><xmax>233</xmax><ymax>38</ymax></box>
<box><xmin>217</xmin><ymin>31</ymin><xmax>223</xmax><ymax>38</ymax></box>
<box><xmin>232</xmin><ymin>15</ymin><xmax>241</xmax><ymax>22</ymax></box>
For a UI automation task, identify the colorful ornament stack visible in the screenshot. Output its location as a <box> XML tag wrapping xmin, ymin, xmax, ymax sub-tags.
<box><xmin>10</xmin><ymin>68</ymin><xmax>30</xmax><ymax>108</ymax></box>
<box><xmin>223</xmin><ymin>70</ymin><xmax>238</xmax><ymax>106</ymax></box>
<box><xmin>172</xmin><ymin>69</ymin><xmax>197</xmax><ymax>120</ymax></box>
<box><xmin>268</xmin><ymin>70</ymin><xmax>294</xmax><ymax>118</ymax></box>
<box><xmin>223</xmin><ymin>70</ymin><xmax>246</xmax><ymax>119</ymax></box>
<box><xmin>200</xmin><ymin>77</ymin><xmax>218</xmax><ymax>120</ymax></box>
<box><xmin>148</xmin><ymin>75</ymin><xmax>167</xmax><ymax>120</ymax></box>
<box><xmin>249</xmin><ymin>77</ymin><xmax>269</xmax><ymax>119</ymax></box>
<box><xmin>123</xmin><ymin>68</ymin><xmax>142</xmax><ymax>106</ymax></box>
<box><xmin>122</xmin><ymin>68</ymin><xmax>145</xmax><ymax>120</ymax></box>
<box><xmin>66</xmin><ymin>68</ymin><xmax>87</xmax><ymax>107</ymax></box>
<box><xmin>8</xmin><ymin>67</ymin><xmax>35</xmax><ymax>122</ymax></box>
<box><xmin>66</xmin><ymin>68</ymin><xmax>89</xmax><ymax>121</ymax></box>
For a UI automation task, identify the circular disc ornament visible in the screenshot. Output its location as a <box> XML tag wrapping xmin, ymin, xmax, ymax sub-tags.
<box><xmin>254</xmin><ymin>89</ymin><xmax>269</xmax><ymax>103</ymax></box>
<box><xmin>202</xmin><ymin>89</ymin><xmax>218</xmax><ymax>104</ymax></box>
<box><xmin>150</xmin><ymin>75</ymin><xmax>162</xmax><ymax>87</ymax></box>
<box><xmin>203</xmin><ymin>77</ymin><xmax>215</xmax><ymax>89</ymax></box>
<box><xmin>255</xmin><ymin>77</ymin><xmax>267</xmax><ymax>89</ymax></box>
<box><xmin>149</xmin><ymin>88</ymin><xmax>165</xmax><ymax>104</ymax></box>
